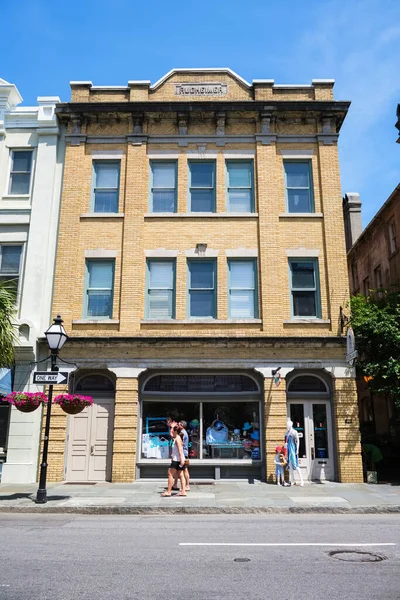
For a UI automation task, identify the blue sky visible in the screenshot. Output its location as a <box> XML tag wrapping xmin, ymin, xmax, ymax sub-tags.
<box><xmin>2</xmin><ymin>0</ymin><xmax>399</xmax><ymax>227</ymax></box>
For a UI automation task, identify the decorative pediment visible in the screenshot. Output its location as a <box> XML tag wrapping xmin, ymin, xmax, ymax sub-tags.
<box><xmin>148</xmin><ymin>68</ymin><xmax>253</xmax><ymax>102</ymax></box>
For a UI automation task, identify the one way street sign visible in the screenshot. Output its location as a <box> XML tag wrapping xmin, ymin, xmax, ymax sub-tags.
<box><xmin>33</xmin><ymin>371</ymin><xmax>69</xmax><ymax>385</ymax></box>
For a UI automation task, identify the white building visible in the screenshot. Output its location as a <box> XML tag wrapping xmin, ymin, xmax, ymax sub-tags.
<box><xmin>0</xmin><ymin>78</ymin><xmax>65</xmax><ymax>483</ymax></box>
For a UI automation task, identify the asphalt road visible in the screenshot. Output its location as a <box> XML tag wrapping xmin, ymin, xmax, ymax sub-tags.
<box><xmin>0</xmin><ymin>514</ymin><xmax>399</xmax><ymax>600</ymax></box>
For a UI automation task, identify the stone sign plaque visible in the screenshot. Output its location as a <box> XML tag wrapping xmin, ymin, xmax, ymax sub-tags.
<box><xmin>175</xmin><ymin>83</ymin><xmax>228</xmax><ymax>96</ymax></box>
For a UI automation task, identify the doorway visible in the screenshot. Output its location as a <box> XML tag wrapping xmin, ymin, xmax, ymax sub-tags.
<box><xmin>286</xmin><ymin>373</ymin><xmax>335</xmax><ymax>482</ymax></box>
<box><xmin>287</xmin><ymin>400</ymin><xmax>334</xmax><ymax>481</ymax></box>
<box><xmin>65</xmin><ymin>373</ymin><xmax>115</xmax><ymax>482</ymax></box>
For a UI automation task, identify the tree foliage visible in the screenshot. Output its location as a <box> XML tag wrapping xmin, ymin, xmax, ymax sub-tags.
<box><xmin>350</xmin><ymin>289</ymin><xmax>400</xmax><ymax>409</ymax></box>
<box><xmin>0</xmin><ymin>280</ymin><xmax>17</xmax><ymax>368</ymax></box>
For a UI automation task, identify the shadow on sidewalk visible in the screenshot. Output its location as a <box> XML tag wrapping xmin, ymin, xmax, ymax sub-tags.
<box><xmin>0</xmin><ymin>493</ymin><xmax>71</xmax><ymax>502</ymax></box>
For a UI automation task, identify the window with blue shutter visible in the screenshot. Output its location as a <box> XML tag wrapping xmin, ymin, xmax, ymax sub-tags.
<box><xmin>226</xmin><ymin>161</ymin><xmax>254</xmax><ymax>212</ymax></box>
<box><xmin>146</xmin><ymin>260</ymin><xmax>175</xmax><ymax>319</ymax></box>
<box><xmin>85</xmin><ymin>260</ymin><xmax>114</xmax><ymax>318</ymax></box>
<box><xmin>189</xmin><ymin>161</ymin><xmax>216</xmax><ymax>212</ymax></box>
<box><xmin>188</xmin><ymin>260</ymin><xmax>217</xmax><ymax>317</ymax></box>
<box><xmin>92</xmin><ymin>162</ymin><xmax>120</xmax><ymax>213</ymax></box>
<box><xmin>150</xmin><ymin>162</ymin><xmax>177</xmax><ymax>213</ymax></box>
<box><xmin>284</xmin><ymin>161</ymin><xmax>314</xmax><ymax>213</ymax></box>
<box><xmin>289</xmin><ymin>259</ymin><xmax>321</xmax><ymax>318</ymax></box>
<box><xmin>228</xmin><ymin>260</ymin><xmax>257</xmax><ymax>318</ymax></box>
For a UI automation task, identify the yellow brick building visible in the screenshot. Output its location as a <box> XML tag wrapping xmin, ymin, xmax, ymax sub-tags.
<box><xmin>48</xmin><ymin>68</ymin><xmax>363</xmax><ymax>483</ymax></box>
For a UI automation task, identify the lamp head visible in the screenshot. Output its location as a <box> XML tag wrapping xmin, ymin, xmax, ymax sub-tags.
<box><xmin>45</xmin><ymin>314</ymin><xmax>68</xmax><ymax>353</ymax></box>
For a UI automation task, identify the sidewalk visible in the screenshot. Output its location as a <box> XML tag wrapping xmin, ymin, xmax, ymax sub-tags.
<box><xmin>0</xmin><ymin>480</ymin><xmax>399</xmax><ymax>514</ymax></box>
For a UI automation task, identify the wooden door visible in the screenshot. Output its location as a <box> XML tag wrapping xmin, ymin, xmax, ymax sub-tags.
<box><xmin>88</xmin><ymin>397</ymin><xmax>114</xmax><ymax>481</ymax></box>
<box><xmin>66</xmin><ymin>395</ymin><xmax>114</xmax><ymax>482</ymax></box>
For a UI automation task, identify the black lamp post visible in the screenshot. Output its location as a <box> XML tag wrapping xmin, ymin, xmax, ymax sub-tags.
<box><xmin>35</xmin><ymin>315</ymin><xmax>68</xmax><ymax>504</ymax></box>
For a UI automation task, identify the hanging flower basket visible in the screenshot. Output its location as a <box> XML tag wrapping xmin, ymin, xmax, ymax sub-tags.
<box><xmin>53</xmin><ymin>394</ymin><xmax>93</xmax><ymax>415</ymax></box>
<box><xmin>4</xmin><ymin>391</ymin><xmax>48</xmax><ymax>413</ymax></box>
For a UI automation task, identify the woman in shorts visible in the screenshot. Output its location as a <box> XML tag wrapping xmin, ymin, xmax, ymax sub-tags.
<box><xmin>161</xmin><ymin>425</ymin><xmax>187</xmax><ymax>497</ymax></box>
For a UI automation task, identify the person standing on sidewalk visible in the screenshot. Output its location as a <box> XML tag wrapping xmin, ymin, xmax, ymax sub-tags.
<box><xmin>179</xmin><ymin>421</ymin><xmax>190</xmax><ymax>492</ymax></box>
<box><xmin>161</xmin><ymin>426</ymin><xmax>187</xmax><ymax>497</ymax></box>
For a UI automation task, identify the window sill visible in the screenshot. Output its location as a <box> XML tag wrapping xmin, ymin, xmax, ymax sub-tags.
<box><xmin>283</xmin><ymin>318</ymin><xmax>331</xmax><ymax>324</ymax></box>
<box><xmin>2</xmin><ymin>194</ymin><xmax>31</xmax><ymax>201</ymax></box>
<box><xmin>141</xmin><ymin>319</ymin><xmax>262</xmax><ymax>324</ymax></box>
<box><xmin>279</xmin><ymin>213</ymin><xmax>323</xmax><ymax>218</ymax></box>
<box><xmin>388</xmin><ymin>248</ymin><xmax>399</xmax><ymax>260</ymax></box>
<box><xmin>80</xmin><ymin>213</ymin><xmax>124</xmax><ymax>218</ymax></box>
<box><xmin>144</xmin><ymin>212</ymin><xmax>258</xmax><ymax>218</ymax></box>
<box><xmin>72</xmin><ymin>319</ymin><xmax>120</xmax><ymax>324</ymax></box>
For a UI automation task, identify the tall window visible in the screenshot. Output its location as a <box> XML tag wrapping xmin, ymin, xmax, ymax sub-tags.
<box><xmin>146</xmin><ymin>260</ymin><xmax>175</xmax><ymax>319</ymax></box>
<box><xmin>351</xmin><ymin>261</ymin><xmax>359</xmax><ymax>292</ymax></box>
<box><xmin>289</xmin><ymin>259</ymin><xmax>321</xmax><ymax>318</ymax></box>
<box><xmin>374</xmin><ymin>265</ymin><xmax>382</xmax><ymax>289</ymax></box>
<box><xmin>388</xmin><ymin>220</ymin><xmax>397</xmax><ymax>255</ymax></box>
<box><xmin>226</xmin><ymin>161</ymin><xmax>254</xmax><ymax>212</ymax></box>
<box><xmin>363</xmin><ymin>276</ymin><xmax>370</xmax><ymax>297</ymax></box>
<box><xmin>188</xmin><ymin>260</ymin><xmax>216</xmax><ymax>318</ymax></box>
<box><xmin>189</xmin><ymin>161</ymin><xmax>216</xmax><ymax>212</ymax></box>
<box><xmin>228</xmin><ymin>260</ymin><xmax>257</xmax><ymax>318</ymax></box>
<box><xmin>9</xmin><ymin>150</ymin><xmax>33</xmax><ymax>195</ymax></box>
<box><xmin>85</xmin><ymin>260</ymin><xmax>114</xmax><ymax>318</ymax></box>
<box><xmin>150</xmin><ymin>161</ymin><xmax>177</xmax><ymax>213</ymax></box>
<box><xmin>284</xmin><ymin>161</ymin><xmax>314</xmax><ymax>213</ymax></box>
<box><xmin>92</xmin><ymin>162</ymin><xmax>120</xmax><ymax>213</ymax></box>
<box><xmin>0</xmin><ymin>245</ymin><xmax>23</xmax><ymax>299</ymax></box>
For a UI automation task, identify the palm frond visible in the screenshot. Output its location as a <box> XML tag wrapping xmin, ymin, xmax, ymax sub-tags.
<box><xmin>0</xmin><ymin>279</ymin><xmax>17</xmax><ymax>368</ymax></box>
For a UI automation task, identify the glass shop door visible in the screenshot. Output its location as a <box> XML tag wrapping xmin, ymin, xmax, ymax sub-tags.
<box><xmin>288</xmin><ymin>401</ymin><xmax>334</xmax><ymax>481</ymax></box>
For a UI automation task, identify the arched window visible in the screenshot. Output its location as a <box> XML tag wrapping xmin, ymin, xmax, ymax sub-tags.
<box><xmin>75</xmin><ymin>374</ymin><xmax>115</xmax><ymax>392</ymax></box>
<box><xmin>143</xmin><ymin>374</ymin><xmax>259</xmax><ymax>393</ymax></box>
<box><xmin>287</xmin><ymin>375</ymin><xmax>329</xmax><ymax>394</ymax></box>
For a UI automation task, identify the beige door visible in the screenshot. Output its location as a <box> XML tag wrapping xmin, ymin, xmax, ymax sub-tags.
<box><xmin>66</xmin><ymin>395</ymin><xmax>114</xmax><ymax>482</ymax></box>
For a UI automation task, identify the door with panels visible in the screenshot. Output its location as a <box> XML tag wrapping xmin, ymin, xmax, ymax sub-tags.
<box><xmin>66</xmin><ymin>374</ymin><xmax>115</xmax><ymax>482</ymax></box>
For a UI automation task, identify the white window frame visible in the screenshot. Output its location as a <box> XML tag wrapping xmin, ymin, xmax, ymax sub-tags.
<box><xmin>0</xmin><ymin>244</ymin><xmax>24</xmax><ymax>306</ymax></box>
<box><xmin>8</xmin><ymin>150</ymin><xmax>34</xmax><ymax>196</ymax></box>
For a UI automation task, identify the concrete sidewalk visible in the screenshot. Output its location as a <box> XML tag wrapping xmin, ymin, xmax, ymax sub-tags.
<box><xmin>0</xmin><ymin>480</ymin><xmax>399</xmax><ymax>514</ymax></box>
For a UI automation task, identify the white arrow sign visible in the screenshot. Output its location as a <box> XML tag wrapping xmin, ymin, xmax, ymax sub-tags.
<box><xmin>33</xmin><ymin>371</ymin><xmax>69</xmax><ymax>385</ymax></box>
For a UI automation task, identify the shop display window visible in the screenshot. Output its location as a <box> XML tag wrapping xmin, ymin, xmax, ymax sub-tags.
<box><xmin>141</xmin><ymin>402</ymin><xmax>200</xmax><ymax>459</ymax></box>
<box><xmin>141</xmin><ymin>400</ymin><xmax>261</xmax><ymax>461</ymax></box>
<box><xmin>203</xmin><ymin>402</ymin><xmax>260</xmax><ymax>460</ymax></box>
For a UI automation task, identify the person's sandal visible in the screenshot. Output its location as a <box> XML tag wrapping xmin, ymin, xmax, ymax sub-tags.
<box><xmin>161</xmin><ymin>492</ymin><xmax>172</xmax><ymax>497</ymax></box>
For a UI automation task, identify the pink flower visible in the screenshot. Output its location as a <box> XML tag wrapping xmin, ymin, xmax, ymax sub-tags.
<box><xmin>3</xmin><ymin>392</ymin><xmax>48</xmax><ymax>407</ymax></box>
<box><xmin>53</xmin><ymin>394</ymin><xmax>93</xmax><ymax>407</ymax></box>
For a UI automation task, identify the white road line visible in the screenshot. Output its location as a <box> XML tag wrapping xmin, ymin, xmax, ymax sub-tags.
<box><xmin>180</xmin><ymin>543</ymin><xmax>396</xmax><ymax>547</ymax></box>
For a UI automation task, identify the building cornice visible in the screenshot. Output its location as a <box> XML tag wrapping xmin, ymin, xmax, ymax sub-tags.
<box><xmin>39</xmin><ymin>336</ymin><xmax>346</xmax><ymax>348</ymax></box>
<box><xmin>56</xmin><ymin>100</ymin><xmax>349</xmax><ymax>114</ymax></box>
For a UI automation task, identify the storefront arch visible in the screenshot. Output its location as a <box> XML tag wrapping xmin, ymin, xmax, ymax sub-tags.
<box><xmin>138</xmin><ymin>370</ymin><xmax>263</xmax><ymax>481</ymax></box>
<box><xmin>65</xmin><ymin>370</ymin><xmax>115</xmax><ymax>483</ymax></box>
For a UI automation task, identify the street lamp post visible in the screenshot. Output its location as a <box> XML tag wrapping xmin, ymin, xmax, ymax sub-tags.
<box><xmin>35</xmin><ymin>315</ymin><xmax>68</xmax><ymax>504</ymax></box>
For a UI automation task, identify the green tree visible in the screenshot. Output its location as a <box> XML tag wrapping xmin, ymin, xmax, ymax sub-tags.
<box><xmin>350</xmin><ymin>289</ymin><xmax>400</xmax><ymax>410</ymax></box>
<box><xmin>0</xmin><ymin>280</ymin><xmax>17</xmax><ymax>368</ymax></box>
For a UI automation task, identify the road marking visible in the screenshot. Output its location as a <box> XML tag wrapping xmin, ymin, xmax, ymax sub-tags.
<box><xmin>180</xmin><ymin>543</ymin><xmax>396</xmax><ymax>547</ymax></box>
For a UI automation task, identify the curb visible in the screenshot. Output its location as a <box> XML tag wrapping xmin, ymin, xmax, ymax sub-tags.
<box><xmin>0</xmin><ymin>505</ymin><xmax>399</xmax><ymax>515</ymax></box>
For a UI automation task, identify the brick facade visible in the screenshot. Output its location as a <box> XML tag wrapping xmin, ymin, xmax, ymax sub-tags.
<box><xmin>47</xmin><ymin>69</ymin><xmax>363</xmax><ymax>483</ymax></box>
